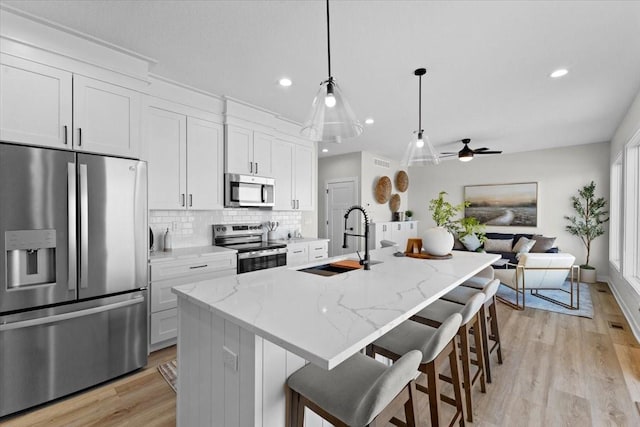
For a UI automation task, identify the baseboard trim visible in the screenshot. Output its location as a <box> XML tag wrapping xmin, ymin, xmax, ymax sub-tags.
<box><xmin>607</xmin><ymin>279</ymin><xmax>640</xmax><ymax>344</ymax></box>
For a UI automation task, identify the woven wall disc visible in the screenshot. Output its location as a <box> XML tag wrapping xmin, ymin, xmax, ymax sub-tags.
<box><xmin>389</xmin><ymin>194</ymin><xmax>401</xmax><ymax>212</ymax></box>
<box><xmin>375</xmin><ymin>176</ymin><xmax>392</xmax><ymax>203</ymax></box>
<box><xmin>395</xmin><ymin>170</ymin><xmax>409</xmax><ymax>192</ymax></box>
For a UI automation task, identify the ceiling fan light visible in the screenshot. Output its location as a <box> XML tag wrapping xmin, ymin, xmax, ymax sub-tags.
<box><xmin>459</xmin><ymin>152</ymin><xmax>474</xmax><ymax>162</ymax></box>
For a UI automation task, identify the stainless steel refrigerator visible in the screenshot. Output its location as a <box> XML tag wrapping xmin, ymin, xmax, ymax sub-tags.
<box><xmin>0</xmin><ymin>142</ymin><xmax>148</xmax><ymax>417</ymax></box>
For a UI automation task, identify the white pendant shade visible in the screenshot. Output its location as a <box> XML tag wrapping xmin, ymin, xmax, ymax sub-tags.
<box><xmin>301</xmin><ymin>79</ymin><xmax>363</xmax><ymax>143</ymax></box>
<box><xmin>402</xmin><ymin>134</ymin><xmax>440</xmax><ymax>167</ymax></box>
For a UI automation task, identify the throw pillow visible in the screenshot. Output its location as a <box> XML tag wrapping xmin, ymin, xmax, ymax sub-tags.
<box><xmin>483</xmin><ymin>238</ymin><xmax>513</xmax><ymax>252</ymax></box>
<box><xmin>460</xmin><ymin>233</ymin><xmax>482</xmax><ymax>252</ymax></box>
<box><xmin>513</xmin><ymin>236</ymin><xmax>537</xmax><ymax>254</ymax></box>
<box><xmin>531</xmin><ymin>235</ymin><xmax>557</xmax><ymax>252</ymax></box>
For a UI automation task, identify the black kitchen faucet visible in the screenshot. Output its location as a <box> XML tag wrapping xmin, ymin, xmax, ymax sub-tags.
<box><xmin>342</xmin><ymin>205</ymin><xmax>370</xmax><ymax>270</ymax></box>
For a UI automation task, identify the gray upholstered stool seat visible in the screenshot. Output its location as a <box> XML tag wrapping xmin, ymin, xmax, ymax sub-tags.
<box><xmin>461</xmin><ymin>266</ymin><xmax>494</xmax><ymax>289</ymax></box>
<box><xmin>411</xmin><ymin>292</ymin><xmax>486</xmax><ymax>422</ymax></box>
<box><xmin>367</xmin><ymin>313</ymin><xmax>465</xmax><ymax>427</ymax></box>
<box><xmin>442</xmin><ymin>279</ymin><xmax>503</xmax><ymax>383</ymax></box>
<box><xmin>286</xmin><ymin>350</ymin><xmax>422</xmax><ymax>426</ymax></box>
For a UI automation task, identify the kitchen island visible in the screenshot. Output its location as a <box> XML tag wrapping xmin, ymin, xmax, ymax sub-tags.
<box><xmin>172</xmin><ymin>247</ymin><xmax>499</xmax><ymax>426</ymax></box>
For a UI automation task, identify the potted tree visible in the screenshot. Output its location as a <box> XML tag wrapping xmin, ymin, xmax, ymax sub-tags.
<box><xmin>424</xmin><ymin>191</ymin><xmax>468</xmax><ymax>256</ymax></box>
<box><xmin>564</xmin><ymin>181</ymin><xmax>609</xmax><ymax>283</ymax></box>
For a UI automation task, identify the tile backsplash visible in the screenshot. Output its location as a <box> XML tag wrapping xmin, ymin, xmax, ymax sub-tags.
<box><xmin>149</xmin><ymin>209</ymin><xmax>303</xmax><ymax>250</ymax></box>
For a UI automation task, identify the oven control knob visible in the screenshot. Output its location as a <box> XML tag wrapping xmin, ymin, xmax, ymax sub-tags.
<box><xmin>222</xmin><ymin>227</ymin><xmax>227</xmax><ymax>232</ymax></box>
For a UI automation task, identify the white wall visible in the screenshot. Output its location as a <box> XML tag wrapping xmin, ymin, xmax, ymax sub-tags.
<box><xmin>609</xmin><ymin>88</ymin><xmax>640</xmax><ymax>341</ymax></box>
<box><xmin>407</xmin><ymin>142</ymin><xmax>611</xmax><ymax>275</ymax></box>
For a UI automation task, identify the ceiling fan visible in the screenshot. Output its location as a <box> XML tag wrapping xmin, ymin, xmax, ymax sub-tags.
<box><xmin>440</xmin><ymin>138</ymin><xmax>502</xmax><ymax>162</ymax></box>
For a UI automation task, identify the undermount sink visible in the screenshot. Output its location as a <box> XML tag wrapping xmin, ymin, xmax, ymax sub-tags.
<box><xmin>297</xmin><ymin>263</ymin><xmax>360</xmax><ymax>277</ymax></box>
<box><xmin>297</xmin><ymin>260</ymin><xmax>383</xmax><ymax>277</ymax></box>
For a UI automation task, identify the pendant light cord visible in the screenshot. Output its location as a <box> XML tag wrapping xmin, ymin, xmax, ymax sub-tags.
<box><xmin>418</xmin><ymin>73</ymin><xmax>422</xmax><ymax>133</ymax></box>
<box><xmin>326</xmin><ymin>0</ymin><xmax>332</xmax><ymax>79</ymax></box>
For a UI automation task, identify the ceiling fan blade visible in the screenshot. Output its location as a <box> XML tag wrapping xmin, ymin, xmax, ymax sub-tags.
<box><xmin>439</xmin><ymin>153</ymin><xmax>458</xmax><ymax>158</ymax></box>
<box><xmin>440</xmin><ymin>152</ymin><xmax>457</xmax><ymax>155</ymax></box>
<box><xmin>473</xmin><ymin>147</ymin><xmax>490</xmax><ymax>152</ymax></box>
<box><xmin>475</xmin><ymin>150</ymin><xmax>502</xmax><ymax>154</ymax></box>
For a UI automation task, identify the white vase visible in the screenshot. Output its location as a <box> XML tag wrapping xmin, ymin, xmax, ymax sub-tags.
<box><xmin>423</xmin><ymin>227</ymin><xmax>454</xmax><ymax>256</ymax></box>
<box><xmin>580</xmin><ymin>267</ymin><xmax>597</xmax><ymax>284</ymax></box>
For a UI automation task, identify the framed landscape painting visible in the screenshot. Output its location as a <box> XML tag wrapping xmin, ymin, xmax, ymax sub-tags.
<box><xmin>464</xmin><ymin>182</ymin><xmax>538</xmax><ymax>227</ymax></box>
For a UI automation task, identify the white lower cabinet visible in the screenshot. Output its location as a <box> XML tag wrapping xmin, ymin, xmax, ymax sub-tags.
<box><xmin>149</xmin><ymin>251</ymin><xmax>236</xmax><ymax>350</ymax></box>
<box><xmin>286</xmin><ymin>240</ymin><xmax>329</xmax><ymax>267</ymax></box>
<box><xmin>370</xmin><ymin>221</ymin><xmax>419</xmax><ymax>250</ymax></box>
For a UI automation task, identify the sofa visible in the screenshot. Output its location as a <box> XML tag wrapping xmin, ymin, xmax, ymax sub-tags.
<box><xmin>455</xmin><ymin>232</ymin><xmax>559</xmax><ymax>266</ymax></box>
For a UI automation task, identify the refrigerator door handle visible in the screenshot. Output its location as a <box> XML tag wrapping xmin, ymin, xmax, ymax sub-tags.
<box><xmin>0</xmin><ymin>296</ymin><xmax>144</xmax><ymax>332</ymax></box>
<box><xmin>79</xmin><ymin>163</ymin><xmax>89</xmax><ymax>289</ymax></box>
<box><xmin>67</xmin><ymin>163</ymin><xmax>77</xmax><ymax>291</ymax></box>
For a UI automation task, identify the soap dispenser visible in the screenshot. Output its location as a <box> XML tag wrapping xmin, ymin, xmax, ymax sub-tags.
<box><xmin>163</xmin><ymin>228</ymin><xmax>172</xmax><ymax>252</ymax></box>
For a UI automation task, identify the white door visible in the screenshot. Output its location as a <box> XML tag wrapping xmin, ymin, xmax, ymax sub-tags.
<box><xmin>73</xmin><ymin>75</ymin><xmax>140</xmax><ymax>157</ymax></box>
<box><xmin>147</xmin><ymin>107</ymin><xmax>186</xmax><ymax>209</ymax></box>
<box><xmin>0</xmin><ymin>54</ymin><xmax>72</xmax><ymax>149</ymax></box>
<box><xmin>187</xmin><ymin>117</ymin><xmax>224</xmax><ymax>209</ymax></box>
<box><xmin>326</xmin><ymin>178</ymin><xmax>358</xmax><ymax>257</ymax></box>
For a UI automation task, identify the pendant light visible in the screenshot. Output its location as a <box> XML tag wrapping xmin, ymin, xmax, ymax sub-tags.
<box><xmin>401</xmin><ymin>68</ymin><xmax>440</xmax><ymax>166</ymax></box>
<box><xmin>300</xmin><ymin>0</ymin><xmax>363</xmax><ymax>143</ymax></box>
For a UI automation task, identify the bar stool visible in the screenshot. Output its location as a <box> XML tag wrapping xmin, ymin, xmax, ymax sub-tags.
<box><xmin>367</xmin><ymin>313</ymin><xmax>465</xmax><ymax>427</ymax></box>
<box><xmin>410</xmin><ymin>292</ymin><xmax>486</xmax><ymax>422</ymax></box>
<box><xmin>442</xmin><ymin>279</ymin><xmax>502</xmax><ymax>384</ymax></box>
<box><xmin>286</xmin><ymin>350</ymin><xmax>422</xmax><ymax>426</ymax></box>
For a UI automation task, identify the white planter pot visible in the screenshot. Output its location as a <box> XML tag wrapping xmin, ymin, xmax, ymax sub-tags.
<box><xmin>423</xmin><ymin>227</ymin><xmax>454</xmax><ymax>256</ymax></box>
<box><xmin>580</xmin><ymin>267</ymin><xmax>597</xmax><ymax>284</ymax></box>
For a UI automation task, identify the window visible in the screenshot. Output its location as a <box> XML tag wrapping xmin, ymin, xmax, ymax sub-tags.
<box><xmin>622</xmin><ymin>131</ymin><xmax>640</xmax><ymax>291</ymax></box>
<box><xmin>610</xmin><ymin>155</ymin><xmax>622</xmax><ymax>270</ymax></box>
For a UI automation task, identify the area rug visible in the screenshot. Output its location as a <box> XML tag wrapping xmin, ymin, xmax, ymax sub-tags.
<box><xmin>496</xmin><ymin>282</ymin><xmax>593</xmax><ymax>318</ymax></box>
<box><xmin>157</xmin><ymin>359</ymin><xmax>177</xmax><ymax>393</ymax></box>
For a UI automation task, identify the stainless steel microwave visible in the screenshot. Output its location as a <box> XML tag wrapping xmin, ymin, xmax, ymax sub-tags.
<box><xmin>224</xmin><ymin>173</ymin><xmax>275</xmax><ymax>208</ymax></box>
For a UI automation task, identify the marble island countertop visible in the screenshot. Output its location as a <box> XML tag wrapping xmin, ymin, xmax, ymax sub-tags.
<box><xmin>172</xmin><ymin>247</ymin><xmax>499</xmax><ymax>369</ymax></box>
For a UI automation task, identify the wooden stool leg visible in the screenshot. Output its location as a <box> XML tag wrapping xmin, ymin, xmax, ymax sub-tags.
<box><xmin>425</xmin><ymin>362</ymin><xmax>441</xmax><ymax>427</ymax></box>
<box><xmin>449</xmin><ymin>341</ymin><xmax>466</xmax><ymax>426</ymax></box>
<box><xmin>295</xmin><ymin>393</ymin><xmax>305</xmax><ymax>427</ymax></box>
<box><xmin>404</xmin><ymin>380</ymin><xmax>419</xmax><ymax>427</ymax></box>
<box><xmin>489</xmin><ymin>298</ymin><xmax>503</xmax><ymax>364</ymax></box>
<box><xmin>479</xmin><ymin>305</ymin><xmax>492</xmax><ymax>383</ymax></box>
<box><xmin>458</xmin><ymin>325</ymin><xmax>473</xmax><ymax>422</ymax></box>
<box><xmin>472</xmin><ymin>315</ymin><xmax>487</xmax><ymax>393</ymax></box>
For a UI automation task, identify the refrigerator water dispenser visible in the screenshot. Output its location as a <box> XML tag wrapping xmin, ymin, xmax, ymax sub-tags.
<box><xmin>5</xmin><ymin>230</ymin><xmax>56</xmax><ymax>289</ymax></box>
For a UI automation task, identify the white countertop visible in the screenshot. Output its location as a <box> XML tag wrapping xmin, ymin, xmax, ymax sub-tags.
<box><xmin>149</xmin><ymin>245</ymin><xmax>237</xmax><ymax>263</ymax></box>
<box><xmin>277</xmin><ymin>237</ymin><xmax>330</xmax><ymax>245</ymax></box>
<box><xmin>172</xmin><ymin>247</ymin><xmax>499</xmax><ymax>369</ymax></box>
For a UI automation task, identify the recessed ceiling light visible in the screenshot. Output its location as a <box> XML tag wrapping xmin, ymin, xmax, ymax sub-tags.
<box><xmin>364</xmin><ymin>118</ymin><xmax>374</xmax><ymax>125</ymax></box>
<box><xmin>278</xmin><ymin>77</ymin><xmax>292</xmax><ymax>87</ymax></box>
<box><xmin>321</xmin><ymin>148</ymin><xmax>329</xmax><ymax>153</ymax></box>
<box><xmin>550</xmin><ymin>68</ymin><xmax>569</xmax><ymax>78</ymax></box>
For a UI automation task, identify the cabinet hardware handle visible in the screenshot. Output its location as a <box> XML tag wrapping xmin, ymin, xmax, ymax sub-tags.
<box><xmin>293</xmin><ymin>250</ymin><xmax>303</xmax><ymax>254</ymax></box>
<box><xmin>64</xmin><ymin>125</ymin><xmax>68</xmax><ymax>144</ymax></box>
<box><xmin>255</xmin><ymin>162</ymin><xmax>259</xmax><ymax>174</ymax></box>
<box><xmin>250</xmin><ymin>162</ymin><xmax>253</xmax><ymax>174</ymax></box>
<box><xmin>189</xmin><ymin>194</ymin><xmax>193</xmax><ymax>207</ymax></box>
<box><xmin>296</xmin><ymin>200</ymin><xmax>299</xmax><ymax>209</ymax></box>
<box><xmin>78</xmin><ymin>128</ymin><xmax>82</xmax><ymax>146</ymax></box>
<box><xmin>189</xmin><ymin>264</ymin><xmax>208</xmax><ymax>269</ymax></box>
<box><xmin>314</xmin><ymin>247</ymin><xmax>323</xmax><ymax>250</ymax></box>
<box><xmin>180</xmin><ymin>193</ymin><xmax>185</xmax><ymax>207</ymax></box>
<box><xmin>315</xmin><ymin>255</ymin><xmax>323</xmax><ymax>259</ymax></box>
<box><xmin>292</xmin><ymin>200</ymin><xmax>295</xmax><ymax>209</ymax></box>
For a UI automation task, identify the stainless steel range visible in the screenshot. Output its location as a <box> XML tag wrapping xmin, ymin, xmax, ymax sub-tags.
<box><xmin>213</xmin><ymin>224</ymin><xmax>287</xmax><ymax>274</ymax></box>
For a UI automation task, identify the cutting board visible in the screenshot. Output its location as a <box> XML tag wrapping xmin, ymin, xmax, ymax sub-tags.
<box><xmin>329</xmin><ymin>259</ymin><xmax>363</xmax><ymax>270</ymax></box>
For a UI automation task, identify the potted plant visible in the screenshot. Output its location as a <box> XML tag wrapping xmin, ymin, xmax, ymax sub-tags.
<box><xmin>424</xmin><ymin>191</ymin><xmax>468</xmax><ymax>256</ymax></box>
<box><xmin>405</xmin><ymin>210</ymin><xmax>413</xmax><ymax>220</ymax></box>
<box><xmin>564</xmin><ymin>181</ymin><xmax>609</xmax><ymax>283</ymax></box>
<box><xmin>458</xmin><ymin>216</ymin><xmax>486</xmax><ymax>250</ymax></box>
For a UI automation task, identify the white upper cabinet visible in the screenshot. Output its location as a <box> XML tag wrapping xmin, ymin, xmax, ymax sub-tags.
<box><xmin>272</xmin><ymin>139</ymin><xmax>293</xmax><ymax>210</ymax></box>
<box><xmin>146</xmin><ymin>100</ymin><xmax>224</xmax><ymax>211</ymax></box>
<box><xmin>73</xmin><ymin>75</ymin><xmax>141</xmax><ymax>158</ymax></box>
<box><xmin>225</xmin><ymin>125</ymin><xmax>273</xmax><ymax>176</ymax></box>
<box><xmin>272</xmin><ymin>138</ymin><xmax>315</xmax><ymax>211</ymax></box>
<box><xmin>147</xmin><ymin>107</ymin><xmax>187</xmax><ymax>209</ymax></box>
<box><xmin>0</xmin><ymin>54</ymin><xmax>141</xmax><ymax>157</ymax></box>
<box><xmin>186</xmin><ymin>117</ymin><xmax>224</xmax><ymax>210</ymax></box>
<box><xmin>0</xmin><ymin>54</ymin><xmax>72</xmax><ymax>149</ymax></box>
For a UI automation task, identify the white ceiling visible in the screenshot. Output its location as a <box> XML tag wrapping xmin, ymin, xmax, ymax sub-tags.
<box><xmin>3</xmin><ymin>0</ymin><xmax>640</xmax><ymax>161</ymax></box>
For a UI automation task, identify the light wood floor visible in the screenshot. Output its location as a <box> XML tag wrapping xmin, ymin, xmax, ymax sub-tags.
<box><xmin>2</xmin><ymin>282</ymin><xmax>640</xmax><ymax>426</ymax></box>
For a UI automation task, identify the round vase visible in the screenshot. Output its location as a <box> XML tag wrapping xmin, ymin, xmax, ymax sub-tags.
<box><xmin>423</xmin><ymin>227</ymin><xmax>454</xmax><ymax>256</ymax></box>
<box><xmin>580</xmin><ymin>267</ymin><xmax>597</xmax><ymax>284</ymax></box>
